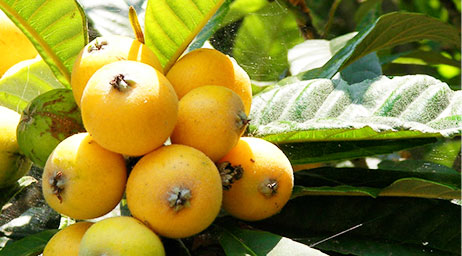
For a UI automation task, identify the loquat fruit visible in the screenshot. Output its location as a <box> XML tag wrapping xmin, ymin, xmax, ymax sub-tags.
<box><xmin>43</xmin><ymin>222</ymin><xmax>93</xmax><ymax>256</ymax></box>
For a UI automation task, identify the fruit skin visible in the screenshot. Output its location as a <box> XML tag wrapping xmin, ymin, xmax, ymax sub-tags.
<box><xmin>171</xmin><ymin>86</ymin><xmax>248</xmax><ymax>162</ymax></box>
<box><xmin>0</xmin><ymin>106</ymin><xmax>32</xmax><ymax>188</ymax></box>
<box><xmin>166</xmin><ymin>48</ymin><xmax>252</xmax><ymax>115</ymax></box>
<box><xmin>43</xmin><ymin>222</ymin><xmax>93</xmax><ymax>256</ymax></box>
<box><xmin>42</xmin><ymin>133</ymin><xmax>127</xmax><ymax>220</ymax></box>
<box><xmin>0</xmin><ymin>10</ymin><xmax>38</xmax><ymax>77</ymax></box>
<box><xmin>126</xmin><ymin>144</ymin><xmax>222</xmax><ymax>238</ymax></box>
<box><xmin>17</xmin><ymin>89</ymin><xmax>85</xmax><ymax>168</ymax></box>
<box><xmin>71</xmin><ymin>35</ymin><xmax>163</xmax><ymax>106</ymax></box>
<box><xmin>78</xmin><ymin>216</ymin><xmax>165</xmax><ymax>256</ymax></box>
<box><xmin>81</xmin><ymin>60</ymin><xmax>178</xmax><ymax>156</ymax></box>
<box><xmin>217</xmin><ymin>137</ymin><xmax>294</xmax><ymax>221</ymax></box>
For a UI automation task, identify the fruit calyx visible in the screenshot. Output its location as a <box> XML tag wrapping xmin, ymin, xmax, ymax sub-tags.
<box><xmin>258</xmin><ymin>178</ymin><xmax>278</xmax><ymax>197</ymax></box>
<box><xmin>110</xmin><ymin>74</ymin><xmax>134</xmax><ymax>92</ymax></box>
<box><xmin>236</xmin><ymin>111</ymin><xmax>250</xmax><ymax>131</ymax></box>
<box><xmin>87</xmin><ymin>39</ymin><xmax>108</xmax><ymax>53</ymax></box>
<box><xmin>217</xmin><ymin>162</ymin><xmax>243</xmax><ymax>190</ymax></box>
<box><xmin>167</xmin><ymin>187</ymin><xmax>192</xmax><ymax>212</ymax></box>
<box><xmin>49</xmin><ymin>171</ymin><xmax>65</xmax><ymax>203</ymax></box>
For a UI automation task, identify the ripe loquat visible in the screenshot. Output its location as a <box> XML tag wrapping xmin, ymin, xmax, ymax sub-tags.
<box><xmin>43</xmin><ymin>222</ymin><xmax>93</xmax><ymax>256</ymax></box>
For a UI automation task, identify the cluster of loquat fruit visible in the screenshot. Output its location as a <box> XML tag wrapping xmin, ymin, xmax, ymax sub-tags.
<box><xmin>2</xmin><ymin>33</ymin><xmax>295</xmax><ymax>255</ymax></box>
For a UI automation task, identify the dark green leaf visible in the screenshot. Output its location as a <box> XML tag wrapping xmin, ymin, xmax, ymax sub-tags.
<box><xmin>354</xmin><ymin>0</ymin><xmax>382</xmax><ymax>31</ymax></box>
<box><xmin>295</xmin><ymin>12</ymin><xmax>461</xmax><ymax>81</ymax></box>
<box><xmin>252</xmin><ymin>196</ymin><xmax>461</xmax><ymax>255</ymax></box>
<box><xmin>339</xmin><ymin>52</ymin><xmax>382</xmax><ymax>84</ymax></box>
<box><xmin>144</xmin><ymin>0</ymin><xmax>224</xmax><ymax>72</ymax></box>
<box><xmin>0</xmin><ymin>229</ymin><xmax>58</xmax><ymax>256</ymax></box>
<box><xmin>0</xmin><ymin>0</ymin><xmax>88</xmax><ymax>87</ymax></box>
<box><xmin>217</xmin><ymin>224</ymin><xmax>328</xmax><ymax>256</ymax></box>
<box><xmin>280</xmin><ymin>138</ymin><xmax>436</xmax><ymax>164</ymax></box>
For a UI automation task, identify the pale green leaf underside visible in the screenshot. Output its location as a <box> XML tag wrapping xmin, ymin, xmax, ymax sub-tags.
<box><xmin>0</xmin><ymin>58</ymin><xmax>64</xmax><ymax>113</ymax></box>
<box><xmin>144</xmin><ymin>0</ymin><xmax>224</xmax><ymax>72</ymax></box>
<box><xmin>249</xmin><ymin>75</ymin><xmax>462</xmax><ymax>143</ymax></box>
<box><xmin>0</xmin><ymin>0</ymin><xmax>88</xmax><ymax>87</ymax></box>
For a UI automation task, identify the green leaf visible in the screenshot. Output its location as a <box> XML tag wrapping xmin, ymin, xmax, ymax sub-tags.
<box><xmin>187</xmin><ymin>0</ymin><xmax>232</xmax><ymax>51</ymax></box>
<box><xmin>0</xmin><ymin>229</ymin><xmax>58</xmax><ymax>256</ymax></box>
<box><xmin>232</xmin><ymin>1</ymin><xmax>304</xmax><ymax>81</ymax></box>
<box><xmin>253</xmin><ymin>196</ymin><xmax>461</xmax><ymax>255</ymax></box>
<box><xmin>354</xmin><ymin>0</ymin><xmax>382</xmax><ymax>31</ymax></box>
<box><xmin>0</xmin><ymin>58</ymin><xmax>64</xmax><ymax>113</ymax></box>
<box><xmin>249</xmin><ymin>75</ymin><xmax>462</xmax><ymax>145</ymax></box>
<box><xmin>217</xmin><ymin>224</ymin><xmax>328</xmax><ymax>256</ymax></box>
<box><xmin>295</xmin><ymin>12</ymin><xmax>461</xmax><ymax>81</ymax></box>
<box><xmin>0</xmin><ymin>177</ymin><xmax>36</xmax><ymax>215</ymax></box>
<box><xmin>292</xmin><ymin>163</ymin><xmax>461</xmax><ymax>199</ymax></box>
<box><xmin>339</xmin><ymin>52</ymin><xmax>382</xmax><ymax>84</ymax></box>
<box><xmin>220</xmin><ymin>0</ymin><xmax>267</xmax><ymax>28</ymax></box>
<box><xmin>144</xmin><ymin>0</ymin><xmax>225</xmax><ymax>72</ymax></box>
<box><xmin>0</xmin><ymin>0</ymin><xmax>88</xmax><ymax>87</ymax></box>
<box><xmin>383</xmin><ymin>50</ymin><xmax>461</xmax><ymax>67</ymax></box>
<box><xmin>280</xmin><ymin>138</ymin><xmax>437</xmax><ymax>164</ymax></box>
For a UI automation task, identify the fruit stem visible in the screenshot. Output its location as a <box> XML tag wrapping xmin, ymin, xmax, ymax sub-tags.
<box><xmin>110</xmin><ymin>74</ymin><xmax>134</xmax><ymax>92</ymax></box>
<box><xmin>217</xmin><ymin>162</ymin><xmax>243</xmax><ymax>190</ymax></box>
<box><xmin>258</xmin><ymin>178</ymin><xmax>278</xmax><ymax>197</ymax></box>
<box><xmin>167</xmin><ymin>187</ymin><xmax>192</xmax><ymax>212</ymax></box>
<box><xmin>129</xmin><ymin>6</ymin><xmax>145</xmax><ymax>44</ymax></box>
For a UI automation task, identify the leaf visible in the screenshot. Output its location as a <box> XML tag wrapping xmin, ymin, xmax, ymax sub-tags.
<box><xmin>0</xmin><ymin>229</ymin><xmax>58</xmax><ymax>256</ymax></box>
<box><xmin>79</xmin><ymin>0</ymin><xmax>147</xmax><ymax>38</ymax></box>
<box><xmin>295</xmin><ymin>12</ymin><xmax>461</xmax><ymax>81</ymax></box>
<box><xmin>220</xmin><ymin>0</ymin><xmax>267</xmax><ymax>28</ymax></box>
<box><xmin>280</xmin><ymin>138</ymin><xmax>437</xmax><ymax>164</ymax></box>
<box><xmin>0</xmin><ymin>58</ymin><xmax>64</xmax><ymax>113</ymax></box>
<box><xmin>144</xmin><ymin>0</ymin><xmax>225</xmax><ymax>72</ymax></box>
<box><xmin>248</xmin><ymin>75</ymin><xmax>462</xmax><ymax>145</ymax></box>
<box><xmin>381</xmin><ymin>50</ymin><xmax>462</xmax><ymax>67</ymax></box>
<box><xmin>187</xmin><ymin>0</ymin><xmax>232</xmax><ymax>52</ymax></box>
<box><xmin>217</xmin><ymin>224</ymin><xmax>328</xmax><ymax>256</ymax></box>
<box><xmin>339</xmin><ymin>52</ymin><xmax>382</xmax><ymax>84</ymax></box>
<box><xmin>354</xmin><ymin>0</ymin><xmax>382</xmax><ymax>31</ymax></box>
<box><xmin>291</xmin><ymin>163</ymin><xmax>461</xmax><ymax>199</ymax></box>
<box><xmin>0</xmin><ymin>177</ymin><xmax>36</xmax><ymax>215</ymax></box>
<box><xmin>288</xmin><ymin>32</ymin><xmax>356</xmax><ymax>76</ymax></box>
<box><xmin>252</xmin><ymin>196</ymin><xmax>461</xmax><ymax>255</ymax></box>
<box><xmin>232</xmin><ymin>1</ymin><xmax>304</xmax><ymax>81</ymax></box>
<box><xmin>0</xmin><ymin>0</ymin><xmax>88</xmax><ymax>87</ymax></box>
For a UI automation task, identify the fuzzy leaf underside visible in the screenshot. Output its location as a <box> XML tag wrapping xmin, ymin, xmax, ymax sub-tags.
<box><xmin>144</xmin><ymin>0</ymin><xmax>224</xmax><ymax>72</ymax></box>
<box><xmin>0</xmin><ymin>0</ymin><xmax>88</xmax><ymax>87</ymax></box>
<box><xmin>249</xmin><ymin>75</ymin><xmax>462</xmax><ymax>144</ymax></box>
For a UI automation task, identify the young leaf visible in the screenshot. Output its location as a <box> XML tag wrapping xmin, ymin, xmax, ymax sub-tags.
<box><xmin>217</xmin><ymin>224</ymin><xmax>328</xmax><ymax>256</ymax></box>
<box><xmin>232</xmin><ymin>1</ymin><xmax>304</xmax><ymax>81</ymax></box>
<box><xmin>253</xmin><ymin>196</ymin><xmax>461</xmax><ymax>255</ymax></box>
<box><xmin>0</xmin><ymin>58</ymin><xmax>64</xmax><ymax>113</ymax></box>
<box><xmin>144</xmin><ymin>0</ymin><xmax>225</xmax><ymax>72</ymax></box>
<box><xmin>295</xmin><ymin>12</ymin><xmax>461</xmax><ymax>81</ymax></box>
<box><xmin>0</xmin><ymin>229</ymin><xmax>58</xmax><ymax>256</ymax></box>
<box><xmin>249</xmin><ymin>75</ymin><xmax>462</xmax><ymax>144</ymax></box>
<box><xmin>0</xmin><ymin>0</ymin><xmax>88</xmax><ymax>87</ymax></box>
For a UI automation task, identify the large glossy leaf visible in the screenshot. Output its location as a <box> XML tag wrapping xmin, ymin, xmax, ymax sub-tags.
<box><xmin>294</xmin><ymin>12</ymin><xmax>461</xmax><ymax>81</ymax></box>
<box><xmin>217</xmin><ymin>224</ymin><xmax>328</xmax><ymax>256</ymax></box>
<box><xmin>0</xmin><ymin>58</ymin><xmax>64</xmax><ymax>113</ymax></box>
<box><xmin>0</xmin><ymin>229</ymin><xmax>58</xmax><ymax>256</ymax></box>
<box><xmin>253</xmin><ymin>196</ymin><xmax>461</xmax><ymax>255</ymax></box>
<box><xmin>249</xmin><ymin>75</ymin><xmax>462</xmax><ymax>144</ymax></box>
<box><xmin>0</xmin><ymin>0</ymin><xmax>88</xmax><ymax>87</ymax></box>
<box><xmin>144</xmin><ymin>0</ymin><xmax>225</xmax><ymax>72</ymax></box>
<box><xmin>232</xmin><ymin>1</ymin><xmax>304</xmax><ymax>81</ymax></box>
<box><xmin>292</xmin><ymin>162</ymin><xmax>461</xmax><ymax>199</ymax></box>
